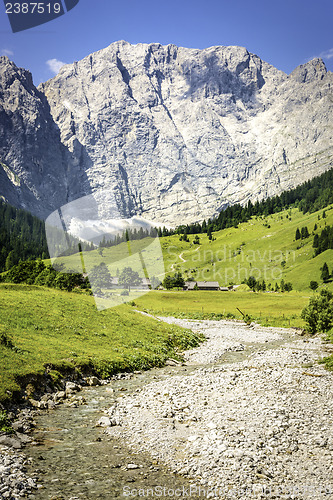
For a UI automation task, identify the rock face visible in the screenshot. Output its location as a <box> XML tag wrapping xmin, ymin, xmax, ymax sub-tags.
<box><xmin>0</xmin><ymin>56</ymin><xmax>69</xmax><ymax>218</ymax></box>
<box><xmin>1</xmin><ymin>42</ymin><xmax>333</xmax><ymax>225</ymax></box>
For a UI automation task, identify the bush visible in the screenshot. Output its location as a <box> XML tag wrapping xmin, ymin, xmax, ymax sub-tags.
<box><xmin>3</xmin><ymin>260</ymin><xmax>88</xmax><ymax>292</ymax></box>
<box><xmin>163</xmin><ymin>272</ymin><xmax>185</xmax><ymax>289</ymax></box>
<box><xmin>301</xmin><ymin>290</ymin><xmax>333</xmax><ymax>334</ymax></box>
<box><xmin>309</xmin><ymin>281</ymin><xmax>319</xmax><ymax>291</ymax></box>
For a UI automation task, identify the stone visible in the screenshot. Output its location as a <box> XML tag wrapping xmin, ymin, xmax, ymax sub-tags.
<box><xmin>0</xmin><ymin>435</ymin><xmax>22</xmax><ymax>449</ymax></box>
<box><xmin>40</xmin><ymin>394</ymin><xmax>52</xmax><ymax>402</ymax></box>
<box><xmin>86</xmin><ymin>376</ymin><xmax>101</xmax><ymax>386</ymax></box>
<box><xmin>96</xmin><ymin>416</ymin><xmax>111</xmax><ymax>427</ymax></box>
<box><xmin>65</xmin><ymin>382</ymin><xmax>81</xmax><ymax>396</ymax></box>
<box><xmin>54</xmin><ymin>391</ymin><xmax>66</xmax><ymax>401</ymax></box>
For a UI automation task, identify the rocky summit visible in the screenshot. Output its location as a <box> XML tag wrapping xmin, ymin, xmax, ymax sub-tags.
<box><xmin>1</xmin><ymin>41</ymin><xmax>333</xmax><ymax>225</ymax></box>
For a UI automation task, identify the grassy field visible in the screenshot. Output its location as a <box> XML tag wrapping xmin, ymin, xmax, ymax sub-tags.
<box><xmin>135</xmin><ymin>290</ymin><xmax>310</xmax><ymax>328</ymax></box>
<box><xmin>159</xmin><ymin>205</ymin><xmax>333</xmax><ymax>291</ymax></box>
<box><xmin>49</xmin><ymin>205</ymin><xmax>333</xmax><ymax>293</ymax></box>
<box><xmin>0</xmin><ymin>284</ymin><xmax>203</xmax><ymax>404</ymax></box>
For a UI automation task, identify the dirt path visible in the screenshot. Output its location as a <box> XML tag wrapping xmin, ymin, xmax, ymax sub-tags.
<box><xmin>179</xmin><ymin>252</ymin><xmax>186</xmax><ymax>262</ymax></box>
<box><xmin>170</xmin><ymin>250</ymin><xmax>188</xmax><ymax>272</ymax></box>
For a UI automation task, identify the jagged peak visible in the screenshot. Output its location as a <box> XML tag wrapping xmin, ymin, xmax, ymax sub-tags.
<box><xmin>0</xmin><ymin>56</ymin><xmax>36</xmax><ymax>91</ymax></box>
<box><xmin>289</xmin><ymin>57</ymin><xmax>327</xmax><ymax>83</ymax></box>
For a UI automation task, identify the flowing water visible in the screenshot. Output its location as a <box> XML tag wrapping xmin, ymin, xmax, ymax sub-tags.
<box><xmin>25</xmin><ymin>366</ymin><xmax>204</xmax><ymax>499</ymax></box>
<box><xmin>25</xmin><ymin>334</ymin><xmax>293</xmax><ymax>499</ymax></box>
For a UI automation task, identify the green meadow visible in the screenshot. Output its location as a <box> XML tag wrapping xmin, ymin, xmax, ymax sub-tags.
<box><xmin>53</xmin><ymin>205</ymin><xmax>333</xmax><ymax>292</ymax></box>
<box><xmin>0</xmin><ymin>283</ymin><xmax>202</xmax><ymax>404</ymax></box>
<box><xmin>135</xmin><ymin>290</ymin><xmax>310</xmax><ymax>328</ymax></box>
<box><xmin>159</xmin><ymin>205</ymin><xmax>333</xmax><ymax>291</ymax></box>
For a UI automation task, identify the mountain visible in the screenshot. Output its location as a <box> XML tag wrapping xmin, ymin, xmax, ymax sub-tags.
<box><xmin>1</xmin><ymin>41</ymin><xmax>333</xmax><ymax>225</ymax></box>
<box><xmin>0</xmin><ymin>56</ymin><xmax>69</xmax><ymax>218</ymax></box>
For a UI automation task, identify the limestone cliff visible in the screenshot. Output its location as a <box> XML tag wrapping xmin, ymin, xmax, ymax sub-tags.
<box><xmin>1</xmin><ymin>42</ymin><xmax>333</xmax><ymax>225</ymax></box>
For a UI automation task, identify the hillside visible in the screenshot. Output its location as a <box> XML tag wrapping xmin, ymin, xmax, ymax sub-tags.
<box><xmin>160</xmin><ymin>205</ymin><xmax>333</xmax><ymax>291</ymax></box>
<box><xmin>56</xmin><ymin>203</ymin><xmax>333</xmax><ymax>293</ymax></box>
<box><xmin>0</xmin><ymin>283</ymin><xmax>202</xmax><ymax>404</ymax></box>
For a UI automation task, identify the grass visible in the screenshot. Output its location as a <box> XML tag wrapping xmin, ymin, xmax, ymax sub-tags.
<box><xmin>160</xmin><ymin>205</ymin><xmax>333</xmax><ymax>291</ymax></box>
<box><xmin>0</xmin><ymin>283</ymin><xmax>203</xmax><ymax>404</ymax></box>
<box><xmin>49</xmin><ymin>205</ymin><xmax>333</xmax><ymax>293</ymax></box>
<box><xmin>0</xmin><ymin>410</ymin><xmax>13</xmax><ymax>433</ymax></box>
<box><xmin>135</xmin><ymin>290</ymin><xmax>310</xmax><ymax>328</ymax></box>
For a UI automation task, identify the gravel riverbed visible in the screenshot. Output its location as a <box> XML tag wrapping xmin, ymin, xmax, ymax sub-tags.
<box><xmin>105</xmin><ymin>318</ymin><xmax>333</xmax><ymax>499</ymax></box>
<box><xmin>0</xmin><ymin>449</ymin><xmax>37</xmax><ymax>499</ymax></box>
<box><xmin>1</xmin><ymin>317</ymin><xmax>333</xmax><ymax>499</ymax></box>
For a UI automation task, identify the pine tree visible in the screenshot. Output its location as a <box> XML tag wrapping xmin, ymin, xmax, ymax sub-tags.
<box><xmin>301</xmin><ymin>226</ymin><xmax>309</xmax><ymax>239</ymax></box>
<box><xmin>5</xmin><ymin>250</ymin><xmax>15</xmax><ymax>270</ymax></box>
<box><xmin>309</xmin><ymin>281</ymin><xmax>318</xmax><ymax>291</ymax></box>
<box><xmin>313</xmin><ymin>234</ymin><xmax>319</xmax><ymax>248</ymax></box>
<box><xmin>321</xmin><ymin>262</ymin><xmax>330</xmax><ymax>282</ymax></box>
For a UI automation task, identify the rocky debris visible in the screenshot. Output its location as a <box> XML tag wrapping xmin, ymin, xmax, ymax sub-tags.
<box><xmin>0</xmin><ymin>375</ymin><xmax>104</xmax><ymax>498</ymax></box>
<box><xmin>0</xmin><ymin>448</ymin><xmax>38</xmax><ymax>498</ymax></box>
<box><xmin>86</xmin><ymin>376</ymin><xmax>101</xmax><ymax>386</ymax></box>
<box><xmin>65</xmin><ymin>381</ymin><xmax>82</xmax><ymax>397</ymax></box>
<box><xmin>156</xmin><ymin>316</ymin><xmax>285</xmax><ymax>364</ymax></box>
<box><xmin>106</xmin><ymin>319</ymin><xmax>333</xmax><ymax>499</ymax></box>
<box><xmin>1</xmin><ymin>42</ymin><xmax>333</xmax><ymax>225</ymax></box>
<box><xmin>10</xmin><ymin>409</ymin><xmax>36</xmax><ymax>435</ymax></box>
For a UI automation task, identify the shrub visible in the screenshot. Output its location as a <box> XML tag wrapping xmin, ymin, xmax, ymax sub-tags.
<box><xmin>301</xmin><ymin>290</ymin><xmax>333</xmax><ymax>334</ymax></box>
<box><xmin>309</xmin><ymin>281</ymin><xmax>319</xmax><ymax>291</ymax></box>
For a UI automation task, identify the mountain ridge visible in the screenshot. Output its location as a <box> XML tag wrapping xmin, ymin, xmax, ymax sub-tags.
<box><xmin>1</xmin><ymin>41</ymin><xmax>333</xmax><ymax>224</ymax></box>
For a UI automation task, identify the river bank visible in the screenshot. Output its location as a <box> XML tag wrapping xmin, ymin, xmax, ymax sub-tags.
<box><xmin>1</xmin><ymin>317</ymin><xmax>333</xmax><ymax>498</ymax></box>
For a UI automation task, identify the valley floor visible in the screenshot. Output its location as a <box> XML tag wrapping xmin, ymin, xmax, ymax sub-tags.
<box><xmin>106</xmin><ymin>317</ymin><xmax>333</xmax><ymax>499</ymax></box>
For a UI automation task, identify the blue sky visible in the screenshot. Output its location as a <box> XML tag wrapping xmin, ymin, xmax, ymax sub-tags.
<box><xmin>0</xmin><ymin>0</ymin><xmax>333</xmax><ymax>85</ymax></box>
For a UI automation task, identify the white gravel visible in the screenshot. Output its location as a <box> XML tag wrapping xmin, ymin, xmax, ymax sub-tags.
<box><xmin>0</xmin><ymin>448</ymin><xmax>37</xmax><ymax>498</ymax></box>
<box><xmin>106</xmin><ymin>318</ymin><xmax>333</xmax><ymax>499</ymax></box>
<box><xmin>156</xmin><ymin>317</ymin><xmax>284</xmax><ymax>364</ymax></box>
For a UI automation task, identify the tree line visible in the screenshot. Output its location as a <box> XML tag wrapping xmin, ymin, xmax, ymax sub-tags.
<box><xmin>0</xmin><ymin>200</ymin><xmax>49</xmax><ymax>272</ymax></box>
<box><xmin>172</xmin><ymin>167</ymin><xmax>333</xmax><ymax>237</ymax></box>
<box><xmin>0</xmin><ymin>260</ymin><xmax>90</xmax><ymax>292</ymax></box>
<box><xmin>98</xmin><ymin>226</ymin><xmax>158</xmax><ymax>248</ymax></box>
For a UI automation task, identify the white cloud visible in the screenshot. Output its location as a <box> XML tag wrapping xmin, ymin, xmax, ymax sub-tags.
<box><xmin>1</xmin><ymin>49</ymin><xmax>14</xmax><ymax>57</ymax></box>
<box><xmin>46</xmin><ymin>58</ymin><xmax>66</xmax><ymax>74</ymax></box>
<box><xmin>319</xmin><ymin>48</ymin><xmax>333</xmax><ymax>60</ymax></box>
